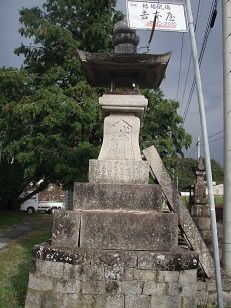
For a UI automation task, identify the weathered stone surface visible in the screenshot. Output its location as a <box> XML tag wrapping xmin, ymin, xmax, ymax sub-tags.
<box><xmin>104</xmin><ymin>265</ymin><xmax>133</xmax><ymax>281</ymax></box>
<box><xmin>56</xmin><ymin>279</ymin><xmax>81</xmax><ymax>294</ymax></box>
<box><xmin>121</xmin><ymin>280</ymin><xmax>143</xmax><ymax>294</ymax></box>
<box><xmin>137</xmin><ymin>251</ymin><xmax>199</xmax><ymax>271</ymax></box>
<box><xmin>80</xmin><ymin>211</ymin><xmax>178</xmax><ymax>251</ymax></box>
<box><xmin>32</xmin><ymin>243</ymin><xmax>199</xmax><ymax>271</ymax></box>
<box><xmin>99</xmin><ymin>94</ymin><xmax>148</xmax><ymax>119</ymax></box>
<box><xmin>89</xmin><ymin>159</ymin><xmax>149</xmax><ymax>184</ymax></box>
<box><xmin>98</xmin><ymin>114</ymin><xmax>142</xmax><ymax>160</ymax></box>
<box><xmin>150</xmin><ymin>295</ymin><xmax>180</xmax><ymax>308</ymax></box>
<box><xmin>28</xmin><ymin>274</ymin><xmax>54</xmax><ymax>291</ymax></box>
<box><xmin>73</xmin><ymin>182</ymin><xmax>162</xmax><ymax>211</ymax></box>
<box><xmin>156</xmin><ymin>270</ymin><xmax>180</xmax><ymax>282</ymax></box>
<box><xmin>133</xmin><ymin>268</ymin><xmax>156</xmax><ymax>281</ymax></box>
<box><xmin>143</xmin><ymin>282</ymin><xmax>169</xmax><ymax>295</ymax></box>
<box><xmin>82</xmin><ymin>280</ymin><xmax>106</xmax><ymax>294</ymax></box>
<box><xmin>179</xmin><ymin>269</ymin><xmax>197</xmax><ymax>283</ymax></box>
<box><xmin>26</xmin><ymin>245</ymin><xmax>200</xmax><ymax>307</ymax></box>
<box><xmin>143</xmin><ymin>145</ymin><xmax>214</xmax><ymax>278</ymax></box>
<box><xmin>125</xmin><ymin>294</ymin><xmax>151</xmax><ymax>308</ymax></box>
<box><xmin>52</xmin><ymin>210</ymin><xmax>80</xmax><ymax>248</ymax></box>
<box><xmin>25</xmin><ymin>290</ymin><xmax>65</xmax><ymax>308</ymax></box>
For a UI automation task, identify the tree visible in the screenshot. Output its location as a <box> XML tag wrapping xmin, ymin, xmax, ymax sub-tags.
<box><xmin>211</xmin><ymin>159</ymin><xmax>224</xmax><ymax>184</ymax></box>
<box><xmin>0</xmin><ymin>68</ymin><xmax>100</xmax><ymax>209</ymax></box>
<box><xmin>0</xmin><ymin>0</ymin><xmax>191</xmax><ymax>209</ymax></box>
<box><xmin>141</xmin><ymin>89</ymin><xmax>192</xmax><ymax>170</ymax></box>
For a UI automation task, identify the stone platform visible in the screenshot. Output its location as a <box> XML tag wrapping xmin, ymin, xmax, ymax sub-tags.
<box><xmin>25</xmin><ymin>244</ymin><xmax>199</xmax><ymax>308</ymax></box>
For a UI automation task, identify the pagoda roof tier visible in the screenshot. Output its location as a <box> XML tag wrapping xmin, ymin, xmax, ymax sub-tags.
<box><xmin>77</xmin><ymin>49</ymin><xmax>171</xmax><ymax>89</ymax></box>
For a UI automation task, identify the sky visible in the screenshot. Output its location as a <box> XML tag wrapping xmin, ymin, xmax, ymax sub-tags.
<box><xmin>0</xmin><ymin>0</ymin><xmax>224</xmax><ymax>164</ymax></box>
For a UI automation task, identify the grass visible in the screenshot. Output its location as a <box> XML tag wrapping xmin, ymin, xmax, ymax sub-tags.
<box><xmin>0</xmin><ymin>211</ymin><xmax>25</xmax><ymax>234</ymax></box>
<box><xmin>0</xmin><ymin>213</ymin><xmax>53</xmax><ymax>308</ymax></box>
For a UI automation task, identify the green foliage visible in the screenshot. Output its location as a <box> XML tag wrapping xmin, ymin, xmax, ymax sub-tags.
<box><xmin>211</xmin><ymin>159</ymin><xmax>224</xmax><ymax>184</ymax></box>
<box><xmin>141</xmin><ymin>90</ymin><xmax>192</xmax><ymax>170</ymax></box>
<box><xmin>173</xmin><ymin>157</ymin><xmax>224</xmax><ymax>191</ymax></box>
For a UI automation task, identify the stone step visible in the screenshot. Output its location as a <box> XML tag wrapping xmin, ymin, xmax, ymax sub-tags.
<box><xmin>52</xmin><ymin>210</ymin><xmax>178</xmax><ymax>251</ymax></box>
<box><xmin>73</xmin><ymin>182</ymin><xmax>162</xmax><ymax>211</ymax></box>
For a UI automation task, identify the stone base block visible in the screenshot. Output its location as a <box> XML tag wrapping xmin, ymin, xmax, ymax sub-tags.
<box><xmin>80</xmin><ymin>211</ymin><xmax>178</xmax><ymax>251</ymax></box>
<box><xmin>25</xmin><ymin>244</ymin><xmax>199</xmax><ymax>308</ymax></box>
<box><xmin>73</xmin><ymin>182</ymin><xmax>162</xmax><ymax>211</ymax></box>
<box><xmin>89</xmin><ymin>159</ymin><xmax>149</xmax><ymax>184</ymax></box>
<box><xmin>52</xmin><ymin>210</ymin><xmax>178</xmax><ymax>251</ymax></box>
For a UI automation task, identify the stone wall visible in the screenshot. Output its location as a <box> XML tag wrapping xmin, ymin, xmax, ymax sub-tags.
<box><xmin>25</xmin><ymin>244</ymin><xmax>198</xmax><ymax>308</ymax></box>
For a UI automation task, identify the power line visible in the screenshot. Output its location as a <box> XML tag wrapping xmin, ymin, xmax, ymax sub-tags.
<box><xmin>187</xmin><ymin>141</ymin><xmax>199</xmax><ymax>157</ymax></box>
<box><xmin>208</xmin><ymin>130</ymin><xmax>224</xmax><ymax>139</ymax></box>
<box><xmin>182</xmin><ymin>0</ymin><xmax>219</xmax><ymax>123</ymax></box>
<box><xmin>208</xmin><ymin>136</ymin><xmax>224</xmax><ymax>143</ymax></box>
<box><xmin>177</xmin><ymin>33</ymin><xmax>184</xmax><ymax>101</ymax></box>
<box><xmin>179</xmin><ymin>0</ymin><xmax>201</xmax><ymax>114</ymax></box>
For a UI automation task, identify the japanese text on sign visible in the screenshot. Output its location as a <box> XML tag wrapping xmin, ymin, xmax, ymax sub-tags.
<box><xmin>127</xmin><ymin>1</ymin><xmax>188</xmax><ymax>32</ymax></box>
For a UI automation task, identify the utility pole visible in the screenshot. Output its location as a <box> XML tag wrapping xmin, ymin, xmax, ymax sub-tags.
<box><xmin>197</xmin><ymin>136</ymin><xmax>200</xmax><ymax>160</ymax></box>
<box><xmin>185</xmin><ymin>0</ymin><xmax>223</xmax><ymax>306</ymax></box>
<box><xmin>222</xmin><ymin>0</ymin><xmax>231</xmax><ymax>275</ymax></box>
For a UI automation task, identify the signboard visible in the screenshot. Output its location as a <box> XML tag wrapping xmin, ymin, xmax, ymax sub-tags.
<box><xmin>127</xmin><ymin>1</ymin><xmax>188</xmax><ymax>32</ymax></box>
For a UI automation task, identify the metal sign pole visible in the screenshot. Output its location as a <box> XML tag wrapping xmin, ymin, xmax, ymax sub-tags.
<box><xmin>185</xmin><ymin>0</ymin><xmax>223</xmax><ymax>307</ymax></box>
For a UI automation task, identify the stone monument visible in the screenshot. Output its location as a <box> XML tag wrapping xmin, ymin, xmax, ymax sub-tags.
<box><xmin>25</xmin><ymin>20</ymin><xmax>199</xmax><ymax>308</ymax></box>
<box><xmin>190</xmin><ymin>157</ymin><xmax>211</xmax><ymax>246</ymax></box>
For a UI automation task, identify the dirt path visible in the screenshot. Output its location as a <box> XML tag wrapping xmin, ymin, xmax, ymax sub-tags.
<box><xmin>0</xmin><ymin>215</ymin><xmax>35</xmax><ymax>249</ymax></box>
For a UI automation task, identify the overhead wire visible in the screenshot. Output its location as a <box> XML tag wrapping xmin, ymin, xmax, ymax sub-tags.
<box><xmin>208</xmin><ymin>130</ymin><xmax>224</xmax><ymax>139</ymax></box>
<box><xmin>177</xmin><ymin>33</ymin><xmax>185</xmax><ymax>101</ymax></box>
<box><xmin>179</xmin><ymin>0</ymin><xmax>201</xmax><ymax>114</ymax></box>
<box><xmin>182</xmin><ymin>0</ymin><xmax>219</xmax><ymax>123</ymax></box>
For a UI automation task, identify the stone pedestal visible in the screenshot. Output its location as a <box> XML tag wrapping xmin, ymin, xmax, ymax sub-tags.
<box><xmin>25</xmin><ymin>94</ymin><xmax>198</xmax><ymax>307</ymax></box>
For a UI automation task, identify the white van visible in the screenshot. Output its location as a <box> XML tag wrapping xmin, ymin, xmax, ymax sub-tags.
<box><xmin>20</xmin><ymin>192</ymin><xmax>65</xmax><ymax>214</ymax></box>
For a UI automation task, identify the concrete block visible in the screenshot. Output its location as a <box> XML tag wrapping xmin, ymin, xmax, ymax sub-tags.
<box><xmin>62</xmin><ymin>294</ymin><xmax>104</xmax><ymax>308</ymax></box>
<box><xmin>73</xmin><ymin>182</ymin><xmax>162</xmax><ymax>211</ymax></box>
<box><xmin>82</xmin><ymin>280</ymin><xmax>106</xmax><ymax>295</ymax></box>
<box><xmin>80</xmin><ymin>211</ymin><xmax>178</xmax><ymax>251</ymax></box>
<box><xmin>105</xmin><ymin>295</ymin><xmax>124</xmax><ymax>308</ymax></box>
<box><xmin>123</xmin><ymin>268</ymin><xmax>134</xmax><ymax>280</ymax></box>
<box><xmin>85</xmin><ymin>264</ymin><xmax>105</xmax><ymax>281</ymax></box>
<box><xmin>137</xmin><ymin>251</ymin><xmax>199</xmax><ymax>271</ymax></box>
<box><xmin>104</xmin><ymin>266</ymin><xmax>124</xmax><ymax>281</ymax></box>
<box><xmin>56</xmin><ymin>279</ymin><xmax>81</xmax><ymax>294</ymax></box>
<box><xmin>91</xmin><ymin>250</ymin><xmax>137</xmax><ymax>268</ymax></box>
<box><xmin>105</xmin><ymin>280</ymin><xmax>122</xmax><ymax>295</ymax></box>
<box><xmin>25</xmin><ymin>289</ymin><xmax>42</xmax><ymax>308</ymax></box>
<box><xmin>89</xmin><ymin>159</ymin><xmax>149</xmax><ymax>184</ymax></box>
<box><xmin>35</xmin><ymin>260</ymin><xmax>64</xmax><ymax>279</ymax></box>
<box><xmin>180</xmin><ymin>283</ymin><xmax>197</xmax><ymax>298</ymax></box>
<box><xmin>150</xmin><ymin>295</ymin><xmax>180</xmax><ymax>308</ymax></box>
<box><xmin>125</xmin><ymin>294</ymin><xmax>151</xmax><ymax>308</ymax></box>
<box><xmin>168</xmin><ymin>283</ymin><xmax>181</xmax><ymax>296</ymax></box>
<box><xmin>180</xmin><ymin>296</ymin><xmax>197</xmax><ymax>308</ymax></box>
<box><xmin>121</xmin><ymin>280</ymin><xmax>143</xmax><ymax>294</ymax></box>
<box><xmin>133</xmin><ymin>269</ymin><xmax>156</xmax><ymax>281</ymax></box>
<box><xmin>179</xmin><ymin>269</ymin><xmax>197</xmax><ymax>284</ymax></box>
<box><xmin>143</xmin><ymin>282</ymin><xmax>169</xmax><ymax>295</ymax></box>
<box><xmin>28</xmin><ymin>274</ymin><xmax>54</xmax><ymax>291</ymax></box>
<box><xmin>52</xmin><ymin>210</ymin><xmax>80</xmax><ymax>248</ymax></box>
<box><xmin>157</xmin><ymin>270</ymin><xmax>180</xmax><ymax>283</ymax></box>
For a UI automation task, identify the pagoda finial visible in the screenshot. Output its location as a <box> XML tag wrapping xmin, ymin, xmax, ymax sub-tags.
<box><xmin>112</xmin><ymin>19</ymin><xmax>140</xmax><ymax>54</ymax></box>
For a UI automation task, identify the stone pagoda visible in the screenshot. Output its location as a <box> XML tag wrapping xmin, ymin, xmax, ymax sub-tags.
<box><xmin>190</xmin><ymin>157</ymin><xmax>211</xmax><ymax>245</ymax></box>
<box><xmin>25</xmin><ymin>19</ymin><xmax>199</xmax><ymax>308</ymax></box>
